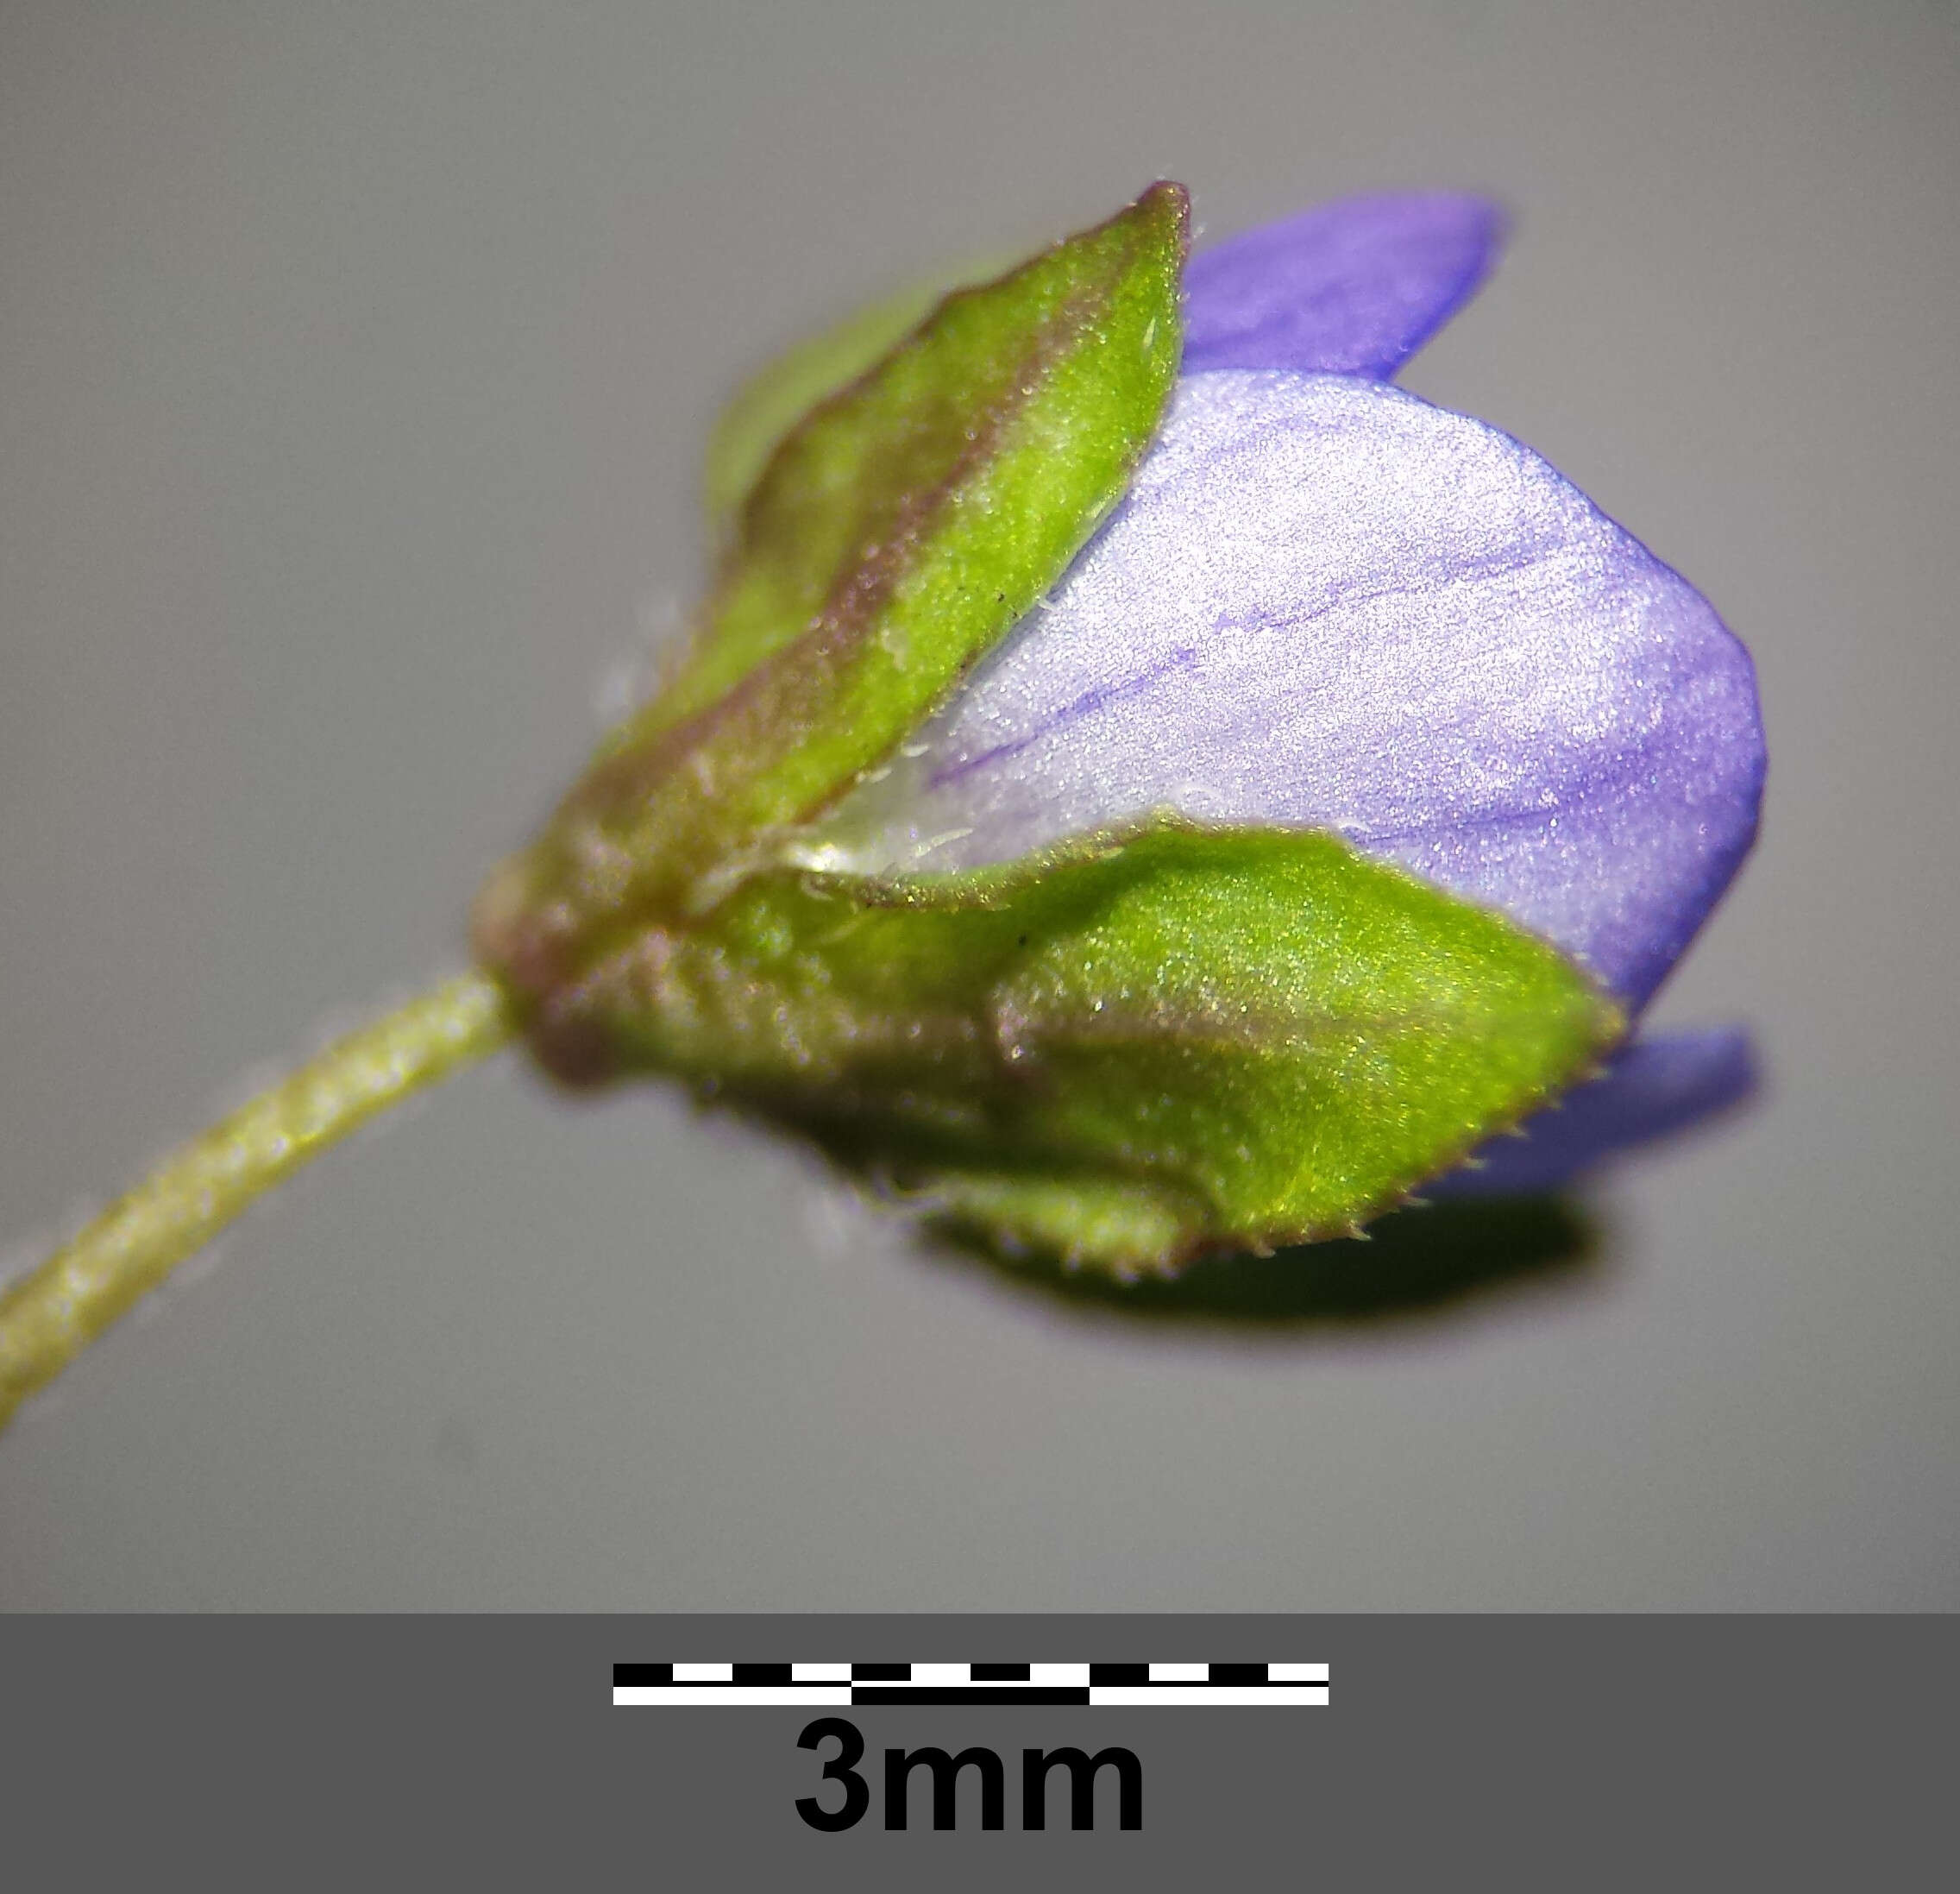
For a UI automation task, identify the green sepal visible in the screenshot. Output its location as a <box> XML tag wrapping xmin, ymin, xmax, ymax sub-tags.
<box><xmin>911</xmin><ymin>1171</ymin><xmax>1210</xmax><ymax>1276</ymax></box>
<box><xmin>556</xmin><ymin>821</ymin><xmax>1624</xmax><ymax>1268</ymax></box>
<box><xmin>475</xmin><ymin>185</ymin><xmax>1189</xmax><ymax>1029</ymax></box>
<box><xmin>701</xmin><ymin>252</ymin><xmax>1016</xmax><ymax>532</ymax></box>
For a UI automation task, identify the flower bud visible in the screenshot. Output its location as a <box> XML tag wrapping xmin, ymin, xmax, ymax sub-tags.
<box><xmin>474</xmin><ymin>185</ymin><xmax>1761</xmax><ymax>1271</ymax></box>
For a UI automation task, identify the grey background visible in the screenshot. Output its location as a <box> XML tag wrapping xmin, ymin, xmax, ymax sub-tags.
<box><xmin>2</xmin><ymin>0</ymin><xmax>1953</xmax><ymax>1610</ymax></box>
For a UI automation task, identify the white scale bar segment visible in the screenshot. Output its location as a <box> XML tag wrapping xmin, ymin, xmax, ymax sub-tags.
<box><xmin>671</xmin><ymin>1662</ymin><xmax>733</xmax><ymax>1683</ymax></box>
<box><xmin>1269</xmin><ymin>1663</ymin><xmax>1330</xmax><ymax>1683</ymax></box>
<box><xmin>791</xmin><ymin>1662</ymin><xmax>852</xmax><ymax>1683</ymax></box>
<box><xmin>909</xmin><ymin>1664</ymin><xmax>971</xmax><ymax>1688</ymax></box>
<box><xmin>1148</xmin><ymin>1662</ymin><xmax>1210</xmax><ymax>1683</ymax></box>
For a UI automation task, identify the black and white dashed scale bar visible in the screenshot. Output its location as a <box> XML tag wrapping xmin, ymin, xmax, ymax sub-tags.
<box><xmin>612</xmin><ymin>1662</ymin><xmax>1329</xmax><ymax>1707</ymax></box>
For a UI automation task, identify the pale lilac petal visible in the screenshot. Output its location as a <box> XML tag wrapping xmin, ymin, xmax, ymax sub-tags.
<box><xmin>803</xmin><ymin>371</ymin><xmax>1764</xmax><ymax>1010</ymax></box>
<box><xmin>1424</xmin><ymin>1027</ymin><xmax>1758</xmax><ymax>1199</ymax></box>
<box><xmin>1184</xmin><ymin>193</ymin><xmax>1505</xmax><ymax>378</ymax></box>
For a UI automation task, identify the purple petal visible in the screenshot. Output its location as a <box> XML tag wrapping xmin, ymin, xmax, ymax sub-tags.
<box><xmin>803</xmin><ymin>371</ymin><xmax>1764</xmax><ymax>1011</ymax></box>
<box><xmin>1184</xmin><ymin>193</ymin><xmax>1505</xmax><ymax>379</ymax></box>
<box><xmin>1424</xmin><ymin>1027</ymin><xmax>1759</xmax><ymax>1199</ymax></box>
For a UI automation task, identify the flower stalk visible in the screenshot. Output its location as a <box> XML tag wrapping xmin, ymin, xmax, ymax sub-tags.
<box><xmin>0</xmin><ymin>972</ymin><xmax>510</xmax><ymax>1427</ymax></box>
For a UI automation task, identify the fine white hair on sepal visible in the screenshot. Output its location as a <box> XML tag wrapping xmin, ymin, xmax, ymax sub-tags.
<box><xmin>798</xmin><ymin>1170</ymin><xmax>915</xmax><ymax>1267</ymax></box>
<box><xmin>594</xmin><ymin>590</ymin><xmax>686</xmax><ymax>729</ymax></box>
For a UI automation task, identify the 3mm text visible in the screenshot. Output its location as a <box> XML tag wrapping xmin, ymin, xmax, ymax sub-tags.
<box><xmin>795</xmin><ymin>1716</ymin><xmax>1142</xmax><ymax>1831</ymax></box>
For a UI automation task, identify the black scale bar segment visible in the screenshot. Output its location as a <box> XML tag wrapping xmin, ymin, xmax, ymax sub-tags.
<box><xmin>731</xmin><ymin>1664</ymin><xmax>793</xmax><ymax>1685</ymax></box>
<box><xmin>613</xmin><ymin>1663</ymin><xmax>673</xmax><ymax>1686</ymax></box>
<box><xmin>969</xmin><ymin>1663</ymin><xmax>1032</xmax><ymax>1683</ymax></box>
<box><xmin>851</xmin><ymin>1662</ymin><xmax>912</xmax><ymax>1683</ymax></box>
<box><xmin>1089</xmin><ymin>1664</ymin><xmax>1148</xmax><ymax>1687</ymax></box>
<box><xmin>1208</xmin><ymin>1663</ymin><xmax>1271</xmax><ymax>1687</ymax></box>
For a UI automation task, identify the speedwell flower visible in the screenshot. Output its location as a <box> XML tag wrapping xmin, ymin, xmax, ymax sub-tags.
<box><xmin>1</xmin><ymin>182</ymin><xmax>1762</xmax><ymax>1426</ymax></box>
<box><xmin>800</xmin><ymin>191</ymin><xmax>1765</xmax><ymax>1211</ymax></box>
<box><xmin>465</xmin><ymin>180</ymin><xmax>1762</xmax><ymax>1268</ymax></box>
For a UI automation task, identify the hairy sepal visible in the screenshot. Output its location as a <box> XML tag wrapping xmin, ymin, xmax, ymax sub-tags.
<box><xmin>701</xmin><ymin>251</ymin><xmax>1020</xmax><ymax>532</ymax></box>
<box><xmin>571</xmin><ymin>821</ymin><xmax>1624</xmax><ymax>1269</ymax></box>
<box><xmin>476</xmin><ymin>185</ymin><xmax>1189</xmax><ymax>1046</ymax></box>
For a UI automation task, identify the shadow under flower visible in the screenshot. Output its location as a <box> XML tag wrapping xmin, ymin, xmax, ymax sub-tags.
<box><xmin>926</xmin><ymin>1194</ymin><xmax>1607</xmax><ymax>1331</ymax></box>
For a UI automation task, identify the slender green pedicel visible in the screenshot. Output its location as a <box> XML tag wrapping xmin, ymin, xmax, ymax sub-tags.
<box><xmin>0</xmin><ymin>974</ymin><xmax>510</xmax><ymax>1428</ymax></box>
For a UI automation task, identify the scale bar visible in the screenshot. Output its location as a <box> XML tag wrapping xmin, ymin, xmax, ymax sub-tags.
<box><xmin>612</xmin><ymin>1660</ymin><xmax>1329</xmax><ymax>1709</ymax></box>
